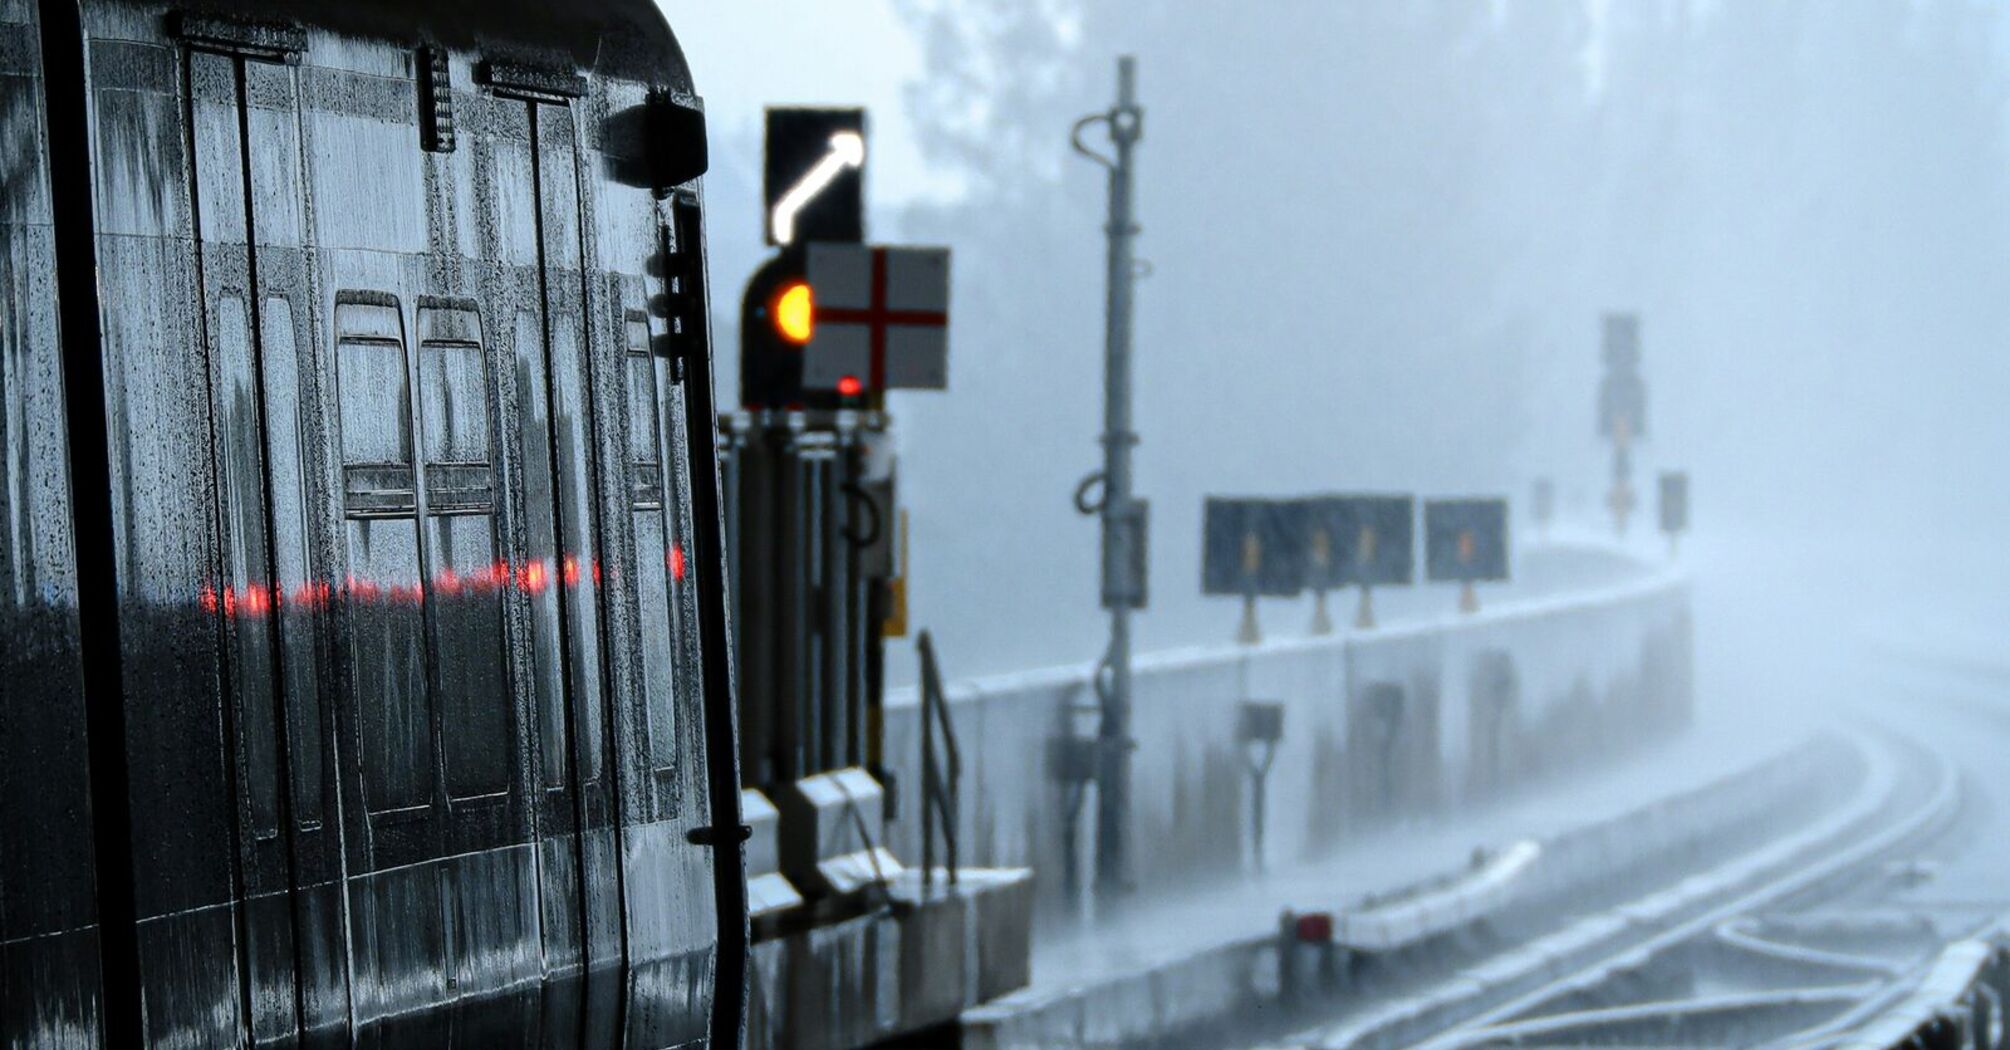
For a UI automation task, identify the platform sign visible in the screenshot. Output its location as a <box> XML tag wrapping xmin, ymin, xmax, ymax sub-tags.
<box><xmin>1598</xmin><ymin>312</ymin><xmax>1647</xmax><ymax>440</ymax></box>
<box><xmin>1300</xmin><ymin>495</ymin><xmax>1413</xmax><ymax>590</ymax></box>
<box><xmin>802</xmin><ymin>244</ymin><xmax>950</xmax><ymax>392</ymax></box>
<box><xmin>1202</xmin><ymin>498</ymin><xmax>1304</xmax><ymax>597</ymax></box>
<box><xmin>1659</xmin><ymin>471</ymin><xmax>1689</xmax><ymax>535</ymax></box>
<box><xmin>1424</xmin><ymin>498</ymin><xmax>1510</xmax><ymax>583</ymax></box>
<box><xmin>765</xmin><ymin>107</ymin><xmax>865</xmax><ymax>246</ymax></box>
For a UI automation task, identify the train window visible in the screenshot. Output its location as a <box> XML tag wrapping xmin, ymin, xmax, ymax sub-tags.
<box><xmin>335</xmin><ymin>292</ymin><xmax>431</xmax><ymax>816</ymax></box>
<box><xmin>417</xmin><ymin>300</ymin><xmax>508</xmax><ymax>801</ymax></box>
<box><xmin>335</xmin><ymin>294</ymin><xmax>414</xmax><ymax>475</ymax></box>
<box><xmin>625</xmin><ymin>309</ymin><xmax>679</xmax><ymax>805</ymax></box>
<box><xmin>627</xmin><ymin>353</ymin><xmax>662</xmax><ymax>508</ymax></box>
<box><xmin>418</xmin><ymin>303</ymin><xmax>491</xmax><ymax>477</ymax></box>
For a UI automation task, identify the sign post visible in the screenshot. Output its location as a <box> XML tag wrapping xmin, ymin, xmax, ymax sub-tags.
<box><xmin>1236</xmin><ymin>701</ymin><xmax>1285</xmax><ymax>872</ymax></box>
<box><xmin>1203</xmin><ymin>498</ymin><xmax>1304</xmax><ymax>644</ymax></box>
<box><xmin>1300</xmin><ymin>495</ymin><xmax>1414</xmax><ymax>630</ymax></box>
<box><xmin>1597</xmin><ymin>313</ymin><xmax>1647</xmax><ymax>536</ymax></box>
<box><xmin>1658</xmin><ymin>471</ymin><xmax>1689</xmax><ymax>558</ymax></box>
<box><xmin>1425</xmin><ymin>498</ymin><xmax>1510</xmax><ymax>613</ymax></box>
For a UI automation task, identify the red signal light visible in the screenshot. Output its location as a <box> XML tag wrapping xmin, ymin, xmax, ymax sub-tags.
<box><xmin>836</xmin><ymin>374</ymin><xmax>863</xmax><ymax>397</ymax></box>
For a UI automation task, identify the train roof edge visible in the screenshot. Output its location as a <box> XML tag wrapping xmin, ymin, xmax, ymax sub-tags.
<box><xmin>108</xmin><ymin>0</ymin><xmax>696</xmax><ymax>94</ymax></box>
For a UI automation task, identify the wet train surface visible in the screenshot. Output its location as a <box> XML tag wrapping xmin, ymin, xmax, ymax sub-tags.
<box><xmin>0</xmin><ymin>1</ymin><xmax>746</xmax><ymax>1046</ymax></box>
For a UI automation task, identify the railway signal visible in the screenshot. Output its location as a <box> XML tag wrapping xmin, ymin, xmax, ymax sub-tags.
<box><xmin>740</xmin><ymin>248</ymin><xmax>812</xmax><ymax>408</ymax></box>
<box><xmin>1597</xmin><ymin>313</ymin><xmax>1647</xmax><ymax>536</ymax></box>
<box><xmin>1300</xmin><ymin>494</ymin><xmax>1414</xmax><ymax>630</ymax></box>
<box><xmin>1424</xmin><ymin>498</ymin><xmax>1510</xmax><ymax>613</ymax></box>
<box><xmin>744</xmin><ymin>107</ymin><xmax>955</xmax><ymax>410</ymax></box>
<box><xmin>742</xmin><ymin>107</ymin><xmax>872</xmax><ymax>408</ymax></box>
<box><xmin>1659</xmin><ymin>471</ymin><xmax>1689</xmax><ymax>556</ymax></box>
<box><xmin>731</xmin><ymin>105</ymin><xmax>967</xmax><ymax>928</ymax></box>
<box><xmin>740</xmin><ymin>244</ymin><xmax>955</xmax><ymax>406</ymax></box>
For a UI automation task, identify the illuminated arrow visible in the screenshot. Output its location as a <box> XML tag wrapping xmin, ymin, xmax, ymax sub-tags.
<box><xmin>772</xmin><ymin>130</ymin><xmax>865</xmax><ymax>245</ymax></box>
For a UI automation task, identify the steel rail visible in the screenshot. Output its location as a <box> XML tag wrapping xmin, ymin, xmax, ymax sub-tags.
<box><xmin>1398</xmin><ymin>734</ymin><xmax>1959</xmax><ymax>1050</ymax></box>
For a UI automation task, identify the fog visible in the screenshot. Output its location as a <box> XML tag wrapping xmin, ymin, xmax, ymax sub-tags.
<box><xmin>674</xmin><ymin>6</ymin><xmax>2010</xmax><ymax>1041</ymax></box>
<box><xmin>673</xmin><ymin>0</ymin><xmax>2010</xmax><ymax>702</ymax></box>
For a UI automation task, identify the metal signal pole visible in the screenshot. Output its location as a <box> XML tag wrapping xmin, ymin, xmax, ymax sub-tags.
<box><xmin>1073</xmin><ymin>56</ymin><xmax>1144</xmax><ymax>907</ymax></box>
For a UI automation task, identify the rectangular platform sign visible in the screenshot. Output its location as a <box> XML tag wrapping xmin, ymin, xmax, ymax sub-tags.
<box><xmin>1424</xmin><ymin>498</ymin><xmax>1510</xmax><ymax>583</ymax></box>
<box><xmin>1299</xmin><ymin>494</ymin><xmax>1414</xmax><ymax>590</ymax></box>
<box><xmin>1202</xmin><ymin>497</ymin><xmax>1305</xmax><ymax>597</ymax></box>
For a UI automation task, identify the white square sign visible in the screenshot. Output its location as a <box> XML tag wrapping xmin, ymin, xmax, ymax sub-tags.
<box><xmin>802</xmin><ymin>244</ymin><xmax>950</xmax><ymax>392</ymax></box>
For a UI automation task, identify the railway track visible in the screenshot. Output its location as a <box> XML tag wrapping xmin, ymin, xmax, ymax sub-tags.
<box><xmin>1261</xmin><ymin>729</ymin><xmax>1978</xmax><ymax>1050</ymax></box>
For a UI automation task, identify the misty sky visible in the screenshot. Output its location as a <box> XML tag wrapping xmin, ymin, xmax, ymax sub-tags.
<box><xmin>660</xmin><ymin>1</ymin><xmax>2010</xmax><ymax>685</ymax></box>
<box><xmin>662</xmin><ymin>1</ymin><xmax>957</xmax><ymax>205</ymax></box>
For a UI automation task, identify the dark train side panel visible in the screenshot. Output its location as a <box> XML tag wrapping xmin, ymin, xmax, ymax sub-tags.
<box><xmin>5</xmin><ymin>0</ymin><xmax>738</xmax><ymax>1046</ymax></box>
<box><xmin>2</xmin><ymin>1</ymin><xmax>104</xmax><ymax>1045</ymax></box>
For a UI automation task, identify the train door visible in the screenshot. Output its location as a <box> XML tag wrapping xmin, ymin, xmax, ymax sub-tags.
<box><xmin>482</xmin><ymin>73</ymin><xmax>628</xmax><ymax>1046</ymax></box>
<box><xmin>181</xmin><ymin>32</ymin><xmax>346</xmax><ymax>1047</ymax></box>
<box><xmin>622</xmin><ymin>186</ymin><xmax>728</xmax><ymax>1044</ymax></box>
<box><xmin>299</xmin><ymin>48</ymin><xmax>539</xmax><ymax>1044</ymax></box>
<box><xmin>488</xmin><ymin>75</ymin><xmax>724</xmax><ymax>1045</ymax></box>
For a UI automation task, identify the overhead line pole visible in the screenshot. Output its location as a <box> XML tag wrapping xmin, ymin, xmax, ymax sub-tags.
<box><xmin>1074</xmin><ymin>56</ymin><xmax>1144</xmax><ymax>907</ymax></box>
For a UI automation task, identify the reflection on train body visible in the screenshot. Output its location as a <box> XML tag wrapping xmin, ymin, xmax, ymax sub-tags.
<box><xmin>0</xmin><ymin>1</ymin><xmax>744</xmax><ymax>1046</ymax></box>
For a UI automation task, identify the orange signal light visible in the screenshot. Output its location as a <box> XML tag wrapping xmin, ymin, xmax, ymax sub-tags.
<box><xmin>774</xmin><ymin>281</ymin><xmax>814</xmax><ymax>345</ymax></box>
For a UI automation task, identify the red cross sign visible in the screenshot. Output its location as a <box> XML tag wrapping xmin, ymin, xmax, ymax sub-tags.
<box><xmin>803</xmin><ymin>244</ymin><xmax>951</xmax><ymax>393</ymax></box>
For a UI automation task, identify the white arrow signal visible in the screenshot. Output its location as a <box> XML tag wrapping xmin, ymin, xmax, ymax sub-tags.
<box><xmin>771</xmin><ymin>130</ymin><xmax>865</xmax><ymax>245</ymax></box>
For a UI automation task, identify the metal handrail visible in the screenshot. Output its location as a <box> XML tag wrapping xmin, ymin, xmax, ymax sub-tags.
<box><xmin>918</xmin><ymin>630</ymin><xmax>962</xmax><ymax>891</ymax></box>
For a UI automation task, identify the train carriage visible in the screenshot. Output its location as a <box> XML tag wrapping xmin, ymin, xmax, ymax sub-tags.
<box><xmin>0</xmin><ymin>1</ymin><xmax>745</xmax><ymax>1046</ymax></box>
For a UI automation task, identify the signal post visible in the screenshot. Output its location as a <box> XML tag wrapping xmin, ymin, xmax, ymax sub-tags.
<box><xmin>725</xmin><ymin>107</ymin><xmax>1034</xmax><ymax>1046</ymax></box>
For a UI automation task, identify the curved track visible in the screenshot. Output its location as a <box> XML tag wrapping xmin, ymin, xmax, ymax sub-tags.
<box><xmin>1401</xmin><ymin>734</ymin><xmax>1965</xmax><ymax>1049</ymax></box>
<box><xmin>1268</xmin><ymin>729</ymin><xmax>1978</xmax><ymax>1050</ymax></box>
